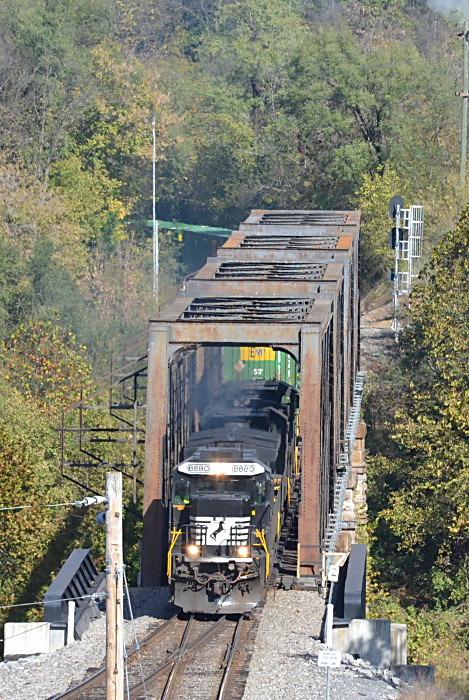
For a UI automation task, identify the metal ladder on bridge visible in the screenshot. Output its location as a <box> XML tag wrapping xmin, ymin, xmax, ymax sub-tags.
<box><xmin>323</xmin><ymin>371</ymin><xmax>367</xmax><ymax>572</ymax></box>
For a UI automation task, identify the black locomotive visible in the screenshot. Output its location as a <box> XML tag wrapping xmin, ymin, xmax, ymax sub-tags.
<box><xmin>168</xmin><ymin>379</ymin><xmax>298</xmax><ymax>614</ymax></box>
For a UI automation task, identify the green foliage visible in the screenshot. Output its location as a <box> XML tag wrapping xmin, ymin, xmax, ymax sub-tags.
<box><xmin>365</xmin><ymin>212</ymin><xmax>469</xmax><ymax>686</ymax></box>
<box><xmin>2</xmin><ymin>318</ymin><xmax>91</xmax><ymax>412</ymax></box>
<box><xmin>0</xmin><ymin>382</ymin><xmax>69</xmax><ymax>624</ymax></box>
<box><xmin>69</xmin><ymin>41</ymin><xmax>172</xmax><ymax>195</ymax></box>
<box><xmin>386</xmin><ymin>217</ymin><xmax>468</xmax><ymax>600</ymax></box>
<box><xmin>0</xmin><ymin>165</ymin><xmax>74</xmax><ymax>257</ymax></box>
<box><xmin>0</xmin><ymin>0</ymin><xmax>116</xmax><ymax>173</ymax></box>
<box><xmin>355</xmin><ymin>168</ymin><xmax>407</xmax><ymax>291</ymax></box>
<box><xmin>364</xmin><ymin>213</ymin><xmax>469</xmax><ymax>690</ymax></box>
<box><xmin>284</xmin><ymin>30</ymin><xmax>456</xmax><ymax>201</ymax></box>
<box><xmin>200</xmin><ymin>0</ymin><xmax>307</xmax><ymax>104</ymax></box>
<box><xmin>0</xmin><ymin>0</ymin><xmax>467</xmax><ymax>663</ymax></box>
<box><xmin>0</xmin><ymin>363</ymin><xmax>141</xmax><ymax>632</ymax></box>
<box><xmin>50</xmin><ymin>154</ymin><xmax>127</xmax><ymax>263</ymax></box>
<box><xmin>368</xmin><ymin>590</ymin><xmax>469</xmax><ymax>690</ymax></box>
<box><xmin>155</xmin><ymin>9</ymin><xmax>459</xmax><ymax>225</ymax></box>
<box><xmin>0</xmin><ymin>235</ymin><xmax>34</xmax><ymax>340</ymax></box>
<box><xmin>343</xmin><ymin>0</ymin><xmax>407</xmax><ymax>33</ymax></box>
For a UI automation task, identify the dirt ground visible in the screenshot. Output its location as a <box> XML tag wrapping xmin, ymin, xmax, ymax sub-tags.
<box><xmin>360</xmin><ymin>300</ymin><xmax>396</xmax><ymax>372</ymax></box>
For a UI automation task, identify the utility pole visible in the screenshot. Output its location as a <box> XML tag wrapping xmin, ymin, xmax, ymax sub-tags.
<box><xmin>458</xmin><ymin>23</ymin><xmax>469</xmax><ymax>186</ymax></box>
<box><xmin>105</xmin><ymin>472</ymin><xmax>124</xmax><ymax>700</ymax></box>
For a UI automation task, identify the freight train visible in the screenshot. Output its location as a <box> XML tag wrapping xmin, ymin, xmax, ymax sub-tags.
<box><xmin>168</xmin><ymin>380</ymin><xmax>297</xmax><ymax>613</ymax></box>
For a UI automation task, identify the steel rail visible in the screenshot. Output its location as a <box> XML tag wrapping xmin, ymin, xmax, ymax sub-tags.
<box><xmin>217</xmin><ymin>615</ymin><xmax>246</xmax><ymax>699</ymax></box>
<box><xmin>49</xmin><ymin>613</ymin><xmax>179</xmax><ymax>700</ymax></box>
<box><xmin>128</xmin><ymin>615</ymin><xmax>229</xmax><ymax>698</ymax></box>
<box><xmin>160</xmin><ymin>615</ymin><xmax>194</xmax><ymax>700</ymax></box>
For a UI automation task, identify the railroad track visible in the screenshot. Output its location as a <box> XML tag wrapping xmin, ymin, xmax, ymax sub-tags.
<box><xmin>50</xmin><ymin>611</ymin><xmax>258</xmax><ymax>700</ymax></box>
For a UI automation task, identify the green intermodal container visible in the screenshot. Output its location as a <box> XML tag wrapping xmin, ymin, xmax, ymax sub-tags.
<box><xmin>223</xmin><ymin>346</ymin><xmax>298</xmax><ymax>387</ymax></box>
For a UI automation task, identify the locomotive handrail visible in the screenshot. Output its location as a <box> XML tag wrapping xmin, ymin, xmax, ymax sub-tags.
<box><xmin>167</xmin><ymin>529</ymin><xmax>182</xmax><ymax>577</ymax></box>
<box><xmin>254</xmin><ymin>528</ymin><xmax>270</xmax><ymax>579</ymax></box>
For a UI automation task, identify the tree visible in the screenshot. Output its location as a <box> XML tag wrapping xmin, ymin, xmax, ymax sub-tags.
<box><xmin>2</xmin><ymin>318</ymin><xmax>91</xmax><ymax>412</ymax></box>
<box><xmin>354</xmin><ymin>168</ymin><xmax>407</xmax><ymax>291</ymax></box>
<box><xmin>368</xmin><ymin>211</ymin><xmax>469</xmax><ymax>607</ymax></box>
<box><xmin>0</xmin><ymin>0</ymin><xmax>115</xmax><ymax>177</ymax></box>
<box><xmin>280</xmin><ymin>28</ymin><xmax>458</xmax><ymax>205</ymax></box>
<box><xmin>0</xmin><ymin>235</ymin><xmax>34</xmax><ymax>341</ymax></box>
<box><xmin>0</xmin><ymin>384</ymin><xmax>66</xmax><ymax>623</ymax></box>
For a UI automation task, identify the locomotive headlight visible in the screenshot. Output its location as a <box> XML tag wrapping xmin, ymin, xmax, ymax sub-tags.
<box><xmin>237</xmin><ymin>546</ymin><xmax>249</xmax><ymax>557</ymax></box>
<box><xmin>212</xmin><ymin>463</ymin><xmax>226</xmax><ymax>475</ymax></box>
<box><xmin>187</xmin><ymin>544</ymin><xmax>200</xmax><ymax>556</ymax></box>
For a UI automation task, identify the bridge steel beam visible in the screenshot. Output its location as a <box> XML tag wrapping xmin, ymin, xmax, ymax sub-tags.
<box><xmin>142</xmin><ymin>324</ymin><xmax>170</xmax><ymax>587</ymax></box>
<box><xmin>141</xmin><ymin>210</ymin><xmax>361</xmax><ymax>588</ymax></box>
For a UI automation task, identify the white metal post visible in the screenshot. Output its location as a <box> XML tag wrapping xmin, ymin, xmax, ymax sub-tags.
<box><xmin>407</xmin><ymin>207</ymin><xmax>413</xmax><ymax>282</ymax></box>
<box><xmin>460</xmin><ymin>22</ymin><xmax>469</xmax><ymax>187</ymax></box>
<box><xmin>66</xmin><ymin>601</ymin><xmax>75</xmax><ymax>645</ymax></box>
<box><xmin>393</xmin><ymin>205</ymin><xmax>401</xmax><ymax>342</ymax></box>
<box><xmin>326</xmin><ymin>603</ymin><xmax>334</xmax><ymax>648</ymax></box>
<box><xmin>152</xmin><ymin>118</ymin><xmax>159</xmax><ymax>305</ymax></box>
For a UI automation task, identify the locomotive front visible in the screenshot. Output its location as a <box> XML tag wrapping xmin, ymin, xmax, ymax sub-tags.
<box><xmin>169</xmin><ymin>447</ymin><xmax>274</xmax><ymax>614</ymax></box>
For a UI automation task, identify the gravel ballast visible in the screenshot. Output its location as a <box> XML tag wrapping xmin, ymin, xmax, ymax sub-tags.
<box><xmin>242</xmin><ymin>589</ymin><xmax>400</xmax><ymax>700</ymax></box>
<box><xmin>0</xmin><ymin>588</ymin><xmax>176</xmax><ymax>700</ymax></box>
<box><xmin>0</xmin><ymin>588</ymin><xmax>401</xmax><ymax>699</ymax></box>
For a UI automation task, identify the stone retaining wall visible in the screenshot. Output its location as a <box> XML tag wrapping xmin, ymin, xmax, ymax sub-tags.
<box><xmin>338</xmin><ymin>421</ymin><xmax>367</xmax><ymax>553</ymax></box>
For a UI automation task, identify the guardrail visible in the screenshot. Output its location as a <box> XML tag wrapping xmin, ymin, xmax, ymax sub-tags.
<box><xmin>44</xmin><ymin>549</ymin><xmax>105</xmax><ymax>640</ymax></box>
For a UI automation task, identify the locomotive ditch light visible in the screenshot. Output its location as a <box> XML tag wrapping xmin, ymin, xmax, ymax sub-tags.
<box><xmin>238</xmin><ymin>546</ymin><xmax>249</xmax><ymax>557</ymax></box>
<box><xmin>187</xmin><ymin>544</ymin><xmax>200</xmax><ymax>556</ymax></box>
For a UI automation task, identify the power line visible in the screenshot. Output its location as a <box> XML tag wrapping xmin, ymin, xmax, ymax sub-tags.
<box><xmin>0</xmin><ymin>591</ymin><xmax>106</xmax><ymax>611</ymax></box>
<box><xmin>0</xmin><ymin>592</ymin><xmax>107</xmax><ymax>645</ymax></box>
<box><xmin>0</xmin><ymin>622</ymin><xmax>50</xmax><ymax>644</ymax></box>
<box><xmin>0</xmin><ymin>496</ymin><xmax>106</xmax><ymax>513</ymax></box>
<box><xmin>123</xmin><ymin>565</ymin><xmax>148</xmax><ymax>699</ymax></box>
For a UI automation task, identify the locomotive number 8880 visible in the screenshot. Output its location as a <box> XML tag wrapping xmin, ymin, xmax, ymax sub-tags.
<box><xmin>168</xmin><ymin>379</ymin><xmax>298</xmax><ymax>614</ymax></box>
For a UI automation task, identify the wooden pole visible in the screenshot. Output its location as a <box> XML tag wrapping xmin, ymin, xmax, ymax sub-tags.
<box><xmin>106</xmin><ymin>472</ymin><xmax>124</xmax><ymax>700</ymax></box>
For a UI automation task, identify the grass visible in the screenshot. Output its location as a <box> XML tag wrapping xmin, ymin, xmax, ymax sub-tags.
<box><xmin>400</xmin><ymin>682</ymin><xmax>465</xmax><ymax>700</ymax></box>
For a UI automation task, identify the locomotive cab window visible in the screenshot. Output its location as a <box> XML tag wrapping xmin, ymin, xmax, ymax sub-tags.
<box><xmin>173</xmin><ymin>479</ymin><xmax>190</xmax><ymax>504</ymax></box>
<box><xmin>254</xmin><ymin>479</ymin><xmax>266</xmax><ymax>504</ymax></box>
<box><xmin>175</xmin><ymin>472</ymin><xmax>270</xmax><ymax>503</ymax></box>
<box><xmin>193</xmin><ymin>476</ymin><xmax>250</xmax><ymax>496</ymax></box>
